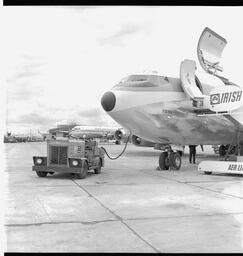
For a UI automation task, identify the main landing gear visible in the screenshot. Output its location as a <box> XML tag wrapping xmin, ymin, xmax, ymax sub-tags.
<box><xmin>218</xmin><ymin>144</ymin><xmax>238</xmax><ymax>157</ymax></box>
<box><xmin>158</xmin><ymin>151</ymin><xmax>182</xmax><ymax>170</ymax></box>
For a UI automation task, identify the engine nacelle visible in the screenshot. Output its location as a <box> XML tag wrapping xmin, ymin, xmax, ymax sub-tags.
<box><xmin>114</xmin><ymin>129</ymin><xmax>129</xmax><ymax>142</ymax></box>
<box><xmin>131</xmin><ymin>135</ymin><xmax>155</xmax><ymax>147</ymax></box>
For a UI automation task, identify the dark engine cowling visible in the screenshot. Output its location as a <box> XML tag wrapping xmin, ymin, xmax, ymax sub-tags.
<box><xmin>131</xmin><ymin>135</ymin><xmax>155</xmax><ymax>147</ymax></box>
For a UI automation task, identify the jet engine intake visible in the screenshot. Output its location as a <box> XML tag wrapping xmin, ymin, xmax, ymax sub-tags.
<box><xmin>114</xmin><ymin>129</ymin><xmax>128</xmax><ymax>142</ymax></box>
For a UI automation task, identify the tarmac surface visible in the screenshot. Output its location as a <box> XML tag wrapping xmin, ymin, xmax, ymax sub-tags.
<box><xmin>4</xmin><ymin>142</ymin><xmax>243</xmax><ymax>253</ymax></box>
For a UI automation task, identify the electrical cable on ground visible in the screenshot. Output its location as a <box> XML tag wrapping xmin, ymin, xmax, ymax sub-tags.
<box><xmin>101</xmin><ymin>133</ymin><xmax>131</xmax><ymax>160</ymax></box>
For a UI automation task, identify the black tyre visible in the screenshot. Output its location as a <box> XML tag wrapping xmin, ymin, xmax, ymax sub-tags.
<box><xmin>229</xmin><ymin>146</ymin><xmax>237</xmax><ymax>155</ymax></box>
<box><xmin>36</xmin><ymin>171</ymin><xmax>47</xmax><ymax>177</ymax></box>
<box><xmin>223</xmin><ymin>145</ymin><xmax>237</xmax><ymax>156</ymax></box>
<box><xmin>48</xmin><ymin>172</ymin><xmax>54</xmax><ymax>175</ymax></box>
<box><xmin>219</xmin><ymin>145</ymin><xmax>226</xmax><ymax>157</ymax></box>
<box><xmin>76</xmin><ymin>161</ymin><xmax>88</xmax><ymax>179</ymax></box>
<box><xmin>204</xmin><ymin>171</ymin><xmax>212</xmax><ymax>175</ymax></box>
<box><xmin>159</xmin><ymin>152</ymin><xmax>169</xmax><ymax>170</ymax></box>
<box><xmin>94</xmin><ymin>159</ymin><xmax>102</xmax><ymax>174</ymax></box>
<box><xmin>169</xmin><ymin>152</ymin><xmax>181</xmax><ymax>170</ymax></box>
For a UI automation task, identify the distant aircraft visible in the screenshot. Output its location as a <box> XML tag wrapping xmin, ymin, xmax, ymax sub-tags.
<box><xmin>68</xmin><ymin>125</ymin><xmax>122</xmax><ymax>143</ymax></box>
<box><xmin>101</xmin><ymin>27</ymin><xmax>243</xmax><ymax>170</ymax></box>
<box><xmin>39</xmin><ymin>126</ymin><xmax>122</xmax><ymax>143</ymax></box>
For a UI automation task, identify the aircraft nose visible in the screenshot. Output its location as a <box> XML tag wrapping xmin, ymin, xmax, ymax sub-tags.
<box><xmin>101</xmin><ymin>91</ymin><xmax>116</xmax><ymax>112</ymax></box>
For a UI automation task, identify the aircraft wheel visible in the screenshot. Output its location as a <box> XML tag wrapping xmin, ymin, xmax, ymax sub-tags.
<box><xmin>219</xmin><ymin>145</ymin><xmax>226</xmax><ymax>156</ymax></box>
<box><xmin>169</xmin><ymin>152</ymin><xmax>181</xmax><ymax>170</ymax></box>
<box><xmin>36</xmin><ymin>171</ymin><xmax>47</xmax><ymax>177</ymax></box>
<box><xmin>48</xmin><ymin>172</ymin><xmax>54</xmax><ymax>175</ymax></box>
<box><xmin>204</xmin><ymin>171</ymin><xmax>212</xmax><ymax>175</ymax></box>
<box><xmin>76</xmin><ymin>161</ymin><xmax>88</xmax><ymax>179</ymax></box>
<box><xmin>94</xmin><ymin>159</ymin><xmax>102</xmax><ymax>174</ymax></box>
<box><xmin>230</xmin><ymin>146</ymin><xmax>237</xmax><ymax>155</ymax></box>
<box><xmin>158</xmin><ymin>152</ymin><xmax>169</xmax><ymax>170</ymax></box>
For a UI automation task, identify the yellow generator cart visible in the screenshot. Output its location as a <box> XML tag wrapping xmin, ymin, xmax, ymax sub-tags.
<box><xmin>32</xmin><ymin>138</ymin><xmax>104</xmax><ymax>179</ymax></box>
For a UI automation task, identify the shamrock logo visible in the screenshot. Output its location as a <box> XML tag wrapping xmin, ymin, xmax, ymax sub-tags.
<box><xmin>210</xmin><ymin>94</ymin><xmax>220</xmax><ymax>105</ymax></box>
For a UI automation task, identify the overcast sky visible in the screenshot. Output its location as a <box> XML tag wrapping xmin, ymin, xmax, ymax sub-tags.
<box><xmin>2</xmin><ymin>6</ymin><xmax>243</xmax><ymax>134</ymax></box>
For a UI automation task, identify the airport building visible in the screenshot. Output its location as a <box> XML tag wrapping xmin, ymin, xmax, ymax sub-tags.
<box><xmin>48</xmin><ymin>124</ymin><xmax>77</xmax><ymax>138</ymax></box>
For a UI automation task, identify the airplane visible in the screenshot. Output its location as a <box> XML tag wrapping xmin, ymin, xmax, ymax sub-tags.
<box><xmin>101</xmin><ymin>27</ymin><xmax>243</xmax><ymax>170</ymax></box>
<box><xmin>38</xmin><ymin>126</ymin><xmax>123</xmax><ymax>143</ymax></box>
<box><xmin>66</xmin><ymin>125</ymin><xmax>123</xmax><ymax>143</ymax></box>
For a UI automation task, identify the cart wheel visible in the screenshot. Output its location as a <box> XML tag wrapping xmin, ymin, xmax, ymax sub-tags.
<box><xmin>94</xmin><ymin>159</ymin><xmax>101</xmax><ymax>174</ymax></box>
<box><xmin>76</xmin><ymin>161</ymin><xmax>88</xmax><ymax>179</ymax></box>
<box><xmin>48</xmin><ymin>172</ymin><xmax>54</xmax><ymax>175</ymax></box>
<box><xmin>204</xmin><ymin>171</ymin><xmax>212</xmax><ymax>175</ymax></box>
<box><xmin>36</xmin><ymin>171</ymin><xmax>47</xmax><ymax>177</ymax></box>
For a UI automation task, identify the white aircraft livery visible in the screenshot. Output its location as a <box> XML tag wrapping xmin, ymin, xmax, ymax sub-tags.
<box><xmin>212</xmin><ymin>91</ymin><xmax>242</xmax><ymax>104</ymax></box>
<box><xmin>101</xmin><ymin>27</ymin><xmax>243</xmax><ymax>170</ymax></box>
<box><xmin>69</xmin><ymin>125</ymin><xmax>121</xmax><ymax>141</ymax></box>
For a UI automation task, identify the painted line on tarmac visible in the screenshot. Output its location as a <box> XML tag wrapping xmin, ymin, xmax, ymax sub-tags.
<box><xmin>71</xmin><ymin>178</ymin><xmax>161</xmax><ymax>253</ymax></box>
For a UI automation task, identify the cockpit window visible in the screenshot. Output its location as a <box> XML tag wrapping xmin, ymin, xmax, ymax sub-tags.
<box><xmin>119</xmin><ymin>76</ymin><xmax>128</xmax><ymax>84</ymax></box>
<box><xmin>116</xmin><ymin>74</ymin><xmax>173</xmax><ymax>88</ymax></box>
<box><xmin>119</xmin><ymin>75</ymin><xmax>148</xmax><ymax>84</ymax></box>
<box><xmin>128</xmin><ymin>75</ymin><xmax>148</xmax><ymax>82</ymax></box>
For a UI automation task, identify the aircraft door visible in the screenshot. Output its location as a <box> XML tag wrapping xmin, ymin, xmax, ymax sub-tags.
<box><xmin>197</xmin><ymin>27</ymin><xmax>227</xmax><ymax>75</ymax></box>
<box><xmin>180</xmin><ymin>59</ymin><xmax>204</xmax><ymax>99</ymax></box>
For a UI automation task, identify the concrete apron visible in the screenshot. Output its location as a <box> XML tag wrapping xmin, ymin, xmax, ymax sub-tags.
<box><xmin>4</xmin><ymin>142</ymin><xmax>243</xmax><ymax>252</ymax></box>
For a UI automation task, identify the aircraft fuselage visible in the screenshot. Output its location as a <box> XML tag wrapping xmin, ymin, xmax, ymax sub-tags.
<box><xmin>101</xmin><ymin>74</ymin><xmax>238</xmax><ymax>146</ymax></box>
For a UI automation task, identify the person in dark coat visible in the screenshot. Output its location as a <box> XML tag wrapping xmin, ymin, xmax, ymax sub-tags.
<box><xmin>189</xmin><ymin>145</ymin><xmax>197</xmax><ymax>164</ymax></box>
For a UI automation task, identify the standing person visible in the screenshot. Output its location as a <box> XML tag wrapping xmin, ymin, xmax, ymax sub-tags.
<box><xmin>189</xmin><ymin>145</ymin><xmax>197</xmax><ymax>164</ymax></box>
